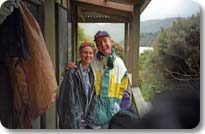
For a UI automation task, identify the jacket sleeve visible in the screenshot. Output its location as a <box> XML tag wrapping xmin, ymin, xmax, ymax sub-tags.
<box><xmin>120</xmin><ymin>72</ymin><xmax>129</xmax><ymax>92</ymax></box>
<box><xmin>120</xmin><ymin>72</ymin><xmax>132</xmax><ymax>110</ymax></box>
<box><xmin>57</xmin><ymin>69</ymin><xmax>77</xmax><ymax>128</ymax></box>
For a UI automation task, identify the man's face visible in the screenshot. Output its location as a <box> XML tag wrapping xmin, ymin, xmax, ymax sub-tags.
<box><xmin>79</xmin><ymin>46</ymin><xmax>94</xmax><ymax>65</ymax></box>
<box><xmin>95</xmin><ymin>36</ymin><xmax>112</xmax><ymax>56</ymax></box>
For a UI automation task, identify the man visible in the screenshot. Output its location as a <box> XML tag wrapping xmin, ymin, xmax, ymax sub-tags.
<box><xmin>92</xmin><ymin>31</ymin><xmax>130</xmax><ymax>127</ymax></box>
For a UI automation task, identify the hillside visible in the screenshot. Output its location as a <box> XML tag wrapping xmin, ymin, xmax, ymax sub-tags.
<box><xmin>140</xmin><ymin>17</ymin><xmax>179</xmax><ymax>33</ymax></box>
<box><xmin>79</xmin><ymin>17</ymin><xmax>188</xmax><ymax>47</ymax></box>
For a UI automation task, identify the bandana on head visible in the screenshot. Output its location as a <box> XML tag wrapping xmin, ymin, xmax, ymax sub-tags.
<box><xmin>79</xmin><ymin>42</ymin><xmax>94</xmax><ymax>51</ymax></box>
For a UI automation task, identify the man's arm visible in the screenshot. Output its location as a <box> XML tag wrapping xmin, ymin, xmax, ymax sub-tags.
<box><xmin>67</xmin><ymin>62</ymin><xmax>77</xmax><ymax>68</ymax></box>
<box><xmin>120</xmin><ymin>73</ymin><xmax>132</xmax><ymax>109</ymax></box>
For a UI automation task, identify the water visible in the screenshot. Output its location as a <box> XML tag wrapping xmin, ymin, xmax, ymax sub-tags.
<box><xmin>140</xmin><ymin>46</ymin><xmax>153</xmax><ymax>54</ymax></box>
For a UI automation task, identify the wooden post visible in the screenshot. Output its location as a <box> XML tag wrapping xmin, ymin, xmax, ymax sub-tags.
<box><xmin>128</xmin><ymin>20</ymin><xmax>133</xmax><ymax>73</ymax></box>
<box><xmin>44</xmin><ymin>0</ymin><xmax>56</xmax><ymax>129</ymax></box>
<box><xmin>131</xmin><ymin>3</ymin><xmax>140</xmax><ymax>87</ymax></box>
<box><xmin>70</xmin><ymin>0</ymin><xmax>78</xmax><ymax>62</ymax></box>
<box><xmin>124</xmin><ymin>22</ymin><xmax>129</xmax><ymax>67</ymax></box>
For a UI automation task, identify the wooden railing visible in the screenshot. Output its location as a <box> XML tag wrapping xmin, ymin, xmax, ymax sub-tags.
<box><xmin>128</xmin><ymin>73</ymin><xmax>151</xmax><ymax>118</ymax></box>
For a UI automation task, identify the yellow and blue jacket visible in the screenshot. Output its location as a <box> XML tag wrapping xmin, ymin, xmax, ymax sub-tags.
<box><xmin>91</xmin><ymin>49</ymin><xmax>129</xmax><ymax>125</ymax></box>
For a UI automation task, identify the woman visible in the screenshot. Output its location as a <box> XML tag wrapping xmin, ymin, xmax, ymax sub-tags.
<box><xmin>57</xmin><ymin>42</ymin><xmax>96</xmax><ymax>129</ymax></box>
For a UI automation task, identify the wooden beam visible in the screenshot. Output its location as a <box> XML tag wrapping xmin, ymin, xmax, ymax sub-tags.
<box><xmin>77</xmin><ymin>7</ymin><xmax>85</xmax><ymax>22</ymax></box>
<box><xmin>140</xmin><ymin>0</ymin><xmax>151</xmax><ymax>13</ymax></box>
<box><xmin>81</xmin><ymin>11</ymin><xmax>129</xmax><ymax>22</ymax></box>
<box><xmin>78</xmin><ymin>17</ymin><xmax>126</xmax><ymax>23</ymax></box>
<box><xmin>108</xmin><ymin>0</ymin><xmax>134</xmax><ymax>5</ymax></box>
<box><xmin>77</xmin><ymin>2</ymin><xmax>131</xmax><ymax>17</ymax></box>
<box><xmin>77</xmin><ymin>0</ymin><xmax>133</xmax><ymax>12</ymax></box>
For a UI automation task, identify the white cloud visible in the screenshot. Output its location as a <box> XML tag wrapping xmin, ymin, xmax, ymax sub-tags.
<box><xmin>141</xmin><ymin>0</ymin><xmax>200</xmax><ymax>21</ymax></box>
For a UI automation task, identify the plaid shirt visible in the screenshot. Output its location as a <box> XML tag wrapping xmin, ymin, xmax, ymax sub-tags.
<box><xmin>80</xmin><ymin>64</ymin><xmax>91</xmax><ymax>96</ymax></box>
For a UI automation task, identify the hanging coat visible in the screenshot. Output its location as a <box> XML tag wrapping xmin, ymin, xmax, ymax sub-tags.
<box><xmin>8</xmin><ymin>2</ymin><xmax>57</xmax><ymax>128</ymax></box>
<box><xmin>19</xmin><ymin>1</ymin><xmax>57</xmax><ymax>119</ymax></box>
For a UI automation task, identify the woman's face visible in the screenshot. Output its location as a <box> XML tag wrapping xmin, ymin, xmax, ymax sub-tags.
<box><xmin>79</xmin><ymin>46</ymin><xmax>94</xmax><ymax>65</ymax></box>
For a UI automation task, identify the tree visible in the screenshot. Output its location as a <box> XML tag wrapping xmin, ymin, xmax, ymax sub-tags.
<box><xmin>155</xmin><ymin>14</ymin><xmax>200</xmax><ymax>81</ymax></box>
<box><xmin>77</xmin><ymin>25</ymin><xmax>93</xmax><ymax>60</ymax></box>
<box><xmin>112</xmin><ymin>42</ymin><xmax>124</xmax><ymax>59</ymax></box>
<box><xmin>78</xmin><ymin>25</ymin><xmax>93</xmax><ymax>47</ymax></box>
<box><xmin>139</xmin><ymin>13</ymin><xmax>200</xmax><ymax>101</ymax></box>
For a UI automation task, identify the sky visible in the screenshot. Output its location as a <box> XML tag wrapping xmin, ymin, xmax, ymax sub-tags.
<box><xmin>141</xmin><ymin>0</ymin><xmax>200</xmax><ymax>21</ymax></box>
<box><xmin>0</xmin><ymin>0</ymin><xmax>201</xmax><ymax>21</ymax></box>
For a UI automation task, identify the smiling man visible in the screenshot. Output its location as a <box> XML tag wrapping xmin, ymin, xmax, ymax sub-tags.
<box><xmin>91</xmin><ymin>31</ymin><xmax>131</xmax><ymax>127</ymax></box>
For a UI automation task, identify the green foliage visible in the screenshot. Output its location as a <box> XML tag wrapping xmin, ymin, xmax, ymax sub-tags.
<box><xmin>112</xmin><ymin>42</ymin><xmax>124</xmax><ymax>59</ymax></box>
<box><xmin>155</xmin><ymin>14</ymin><xmax>200</xmax><ymax>80</ymax></box>
<box><xmin>78</xmin><ymin>25</ymin><xmax>93</xmax><ymax>48</ymax></box>
<box><xmin>139</xmin><ymin>50</ymin><xmax>165</xmax><ymax>101</ymax></box>
<box><xmin>140</xmin><ymin>32</ymin><xmax>159</xmax><ymax>47</ymax></box>
<box><xmin>77</xmin><ymin>25</ymin><xmax>94</xmax><ymax>60</ymax></box>
<box><xmin>139</xmin><ymin>14</ymin><xmax>200</xmax><ymax>101</ymax></box>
